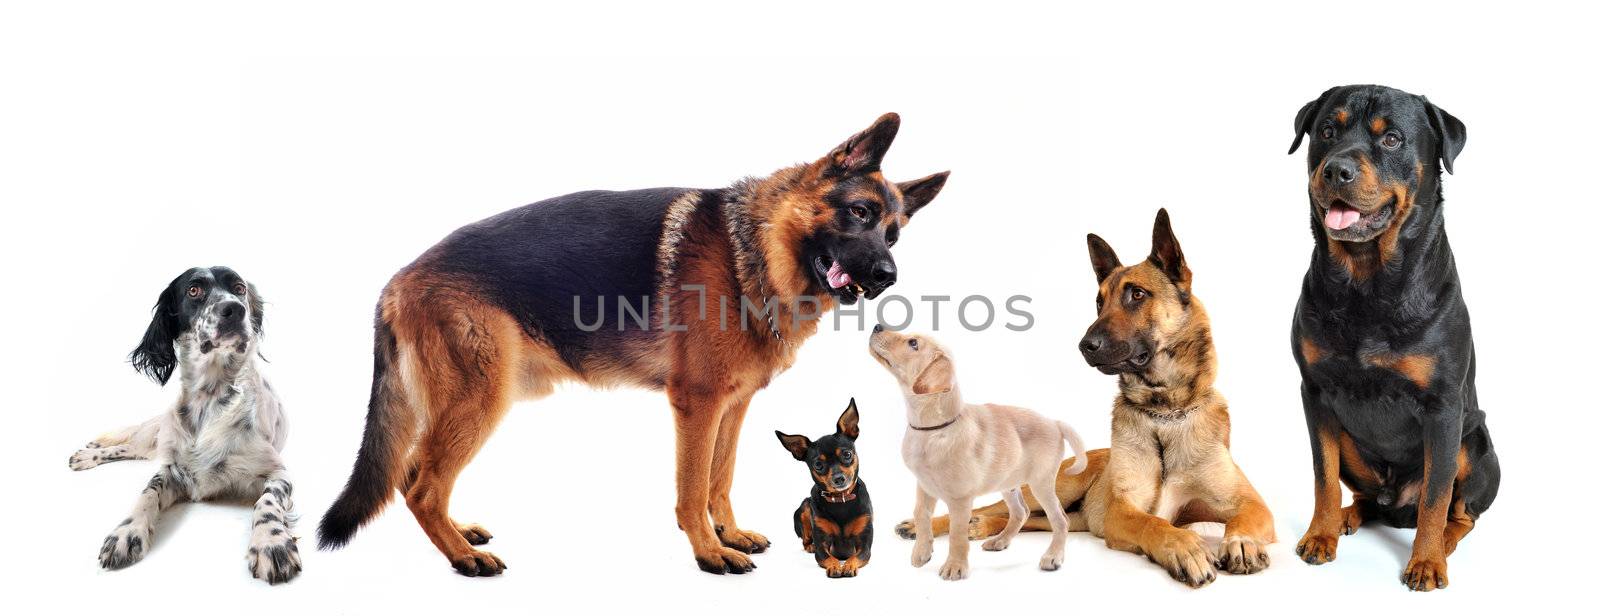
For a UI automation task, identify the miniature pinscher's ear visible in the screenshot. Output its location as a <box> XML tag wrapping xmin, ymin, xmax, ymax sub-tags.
<box><xmin>836</xmin><ymin>398</ymin><xmax>861</xmax><ymax>440</ymax></box>
<box><xmin>775</xmin><ymin>431</ymin><xmax>811</xmax><ymax>460</ymax></box>
<box><xmin>912</xmin><ymin>353</ymin><xmax>954</xmax><ymax>396</ymax></box>
<box><xmin>1087</xmin><ymin>234</ymin><xmax>1121</xmax><ymax>283</ymax></box>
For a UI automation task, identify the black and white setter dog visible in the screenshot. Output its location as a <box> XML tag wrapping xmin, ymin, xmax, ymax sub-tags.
<box><xmin>69</xmin><ymin>266</ymin><xmax>300</xmax><ymax>584</ymax></box>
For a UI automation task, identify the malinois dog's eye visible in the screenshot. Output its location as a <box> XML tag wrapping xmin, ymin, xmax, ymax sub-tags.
<box><xmin>908</xmin><ymin>338</ymin><xmax>919</xmax><ymax>350</ymax></box>
<box><xmin>1380</xmin><ymin>131</ymin><xmax>1403</xmax><ymax>149</ymax></box>
<box><xmin>1129</xmin><ymin>287</ymin><xmax>1148</xmax><ymax>301</ymax></box>
<box><xmin>232</xmin><ymin>282</ymin><xmax>248</xmax><ymax>296</ymax></box>
<box><xmin>848</xmin><ymin>204</ymin><xmax>870</xmax><ymax>221</ymax></box>
<box><xmin>187</xmin><ymin>285</ymin><xmax>203</xmax><ymax>298</ymax></box>
<box><xmin>1320</xmin><ymin>125</ymin><xmax>1336</xmax><ymax>140</ymax></box>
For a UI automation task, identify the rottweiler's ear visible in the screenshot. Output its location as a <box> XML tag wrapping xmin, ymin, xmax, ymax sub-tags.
<box><xmin>1087</xmin><ymin>234</ymin><xmax>1121</xmax><ymax>283</ymax></box>
<box><xmin>775</xmin><ymin>431</ymin><xmax>811</xmax><ymax>461</ymax></box>
<box><xmin>836</xmin><ymin>398</ymin><xmax>861</xmax><ymax>440</ymax></box>
<box><xmin>1422</xmin><ymin>97</ymin><xmax>1467</xmax><ymax>174</ymax></box>
<box><xmin>1149</xmin><ymin>209</ymin><xmax>1192</xmax><ymax>296</ymax></box>
<box><xmin>912</xmin><ymin>353</ymin><xmax>955</xmax><ymax>396</ymax></box>
<box><xmin>820</xmin><ymin>112</ymin><xmax>901</xmax><ymax>177</ymax></box>
<box><xmin>898</xmin><ymin>171</ymin><xmax>949</xmax><ymax>219</ymax></box>
<box><xmin>1289</xmin><ymin>87</ymin><xmax>1337</xmax><ymax>155</ymax></box>
<box><xmin>130</xmin><ymin>274</ymin><xmax>184</xmax><ymax>385</ymax></box>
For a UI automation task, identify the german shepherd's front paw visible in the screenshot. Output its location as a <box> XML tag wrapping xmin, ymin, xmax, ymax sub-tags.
<box><xmin>717</xmin><ymin>526</ymin><xmax>769</xmax><ymax>554</ymax></box>
<box><xmin>450</xmin><ymin>550</ymin><xmax>507</xmax><ymax>577</ymax></box>
<box><xmin>1152</xmin><ymin>529</ymin><xmax>1216</xmax><ymax>588</ymax></box>
<box><xmin>98</xmin><ymin>519</ymin><xmax>151</xmax><ymax>570</ymax></box>
<box><xmin>1403</xmin><ymin>555</ymin><xmax>1448</xmax><ymax>591</ymax></box>
<box><xmin>695</xmin><ymin>546</ymin><xmax>756</xmax><ymax>575</ymax></box>
<box><xmin>1295</xmin><ymin>531</ymin><xmax>1339</xmax><ymax>565</ymax></box>
<box><xmin>1217</xmin><ymin>535</ymin><xmax>1270</xmax><ymax>575</ymax></box>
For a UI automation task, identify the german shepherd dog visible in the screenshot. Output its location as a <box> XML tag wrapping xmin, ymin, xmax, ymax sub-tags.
<box><xmin>898</xmin><ymin>210</ymin><xmax>1275</xmax><ymax>588</ymax></box>
<box><xmin>1287</xmin><ymin>85</ymin><xmax>1499</xmax><ymax>591</ymax></box>
<box><xmin>316</xmin><ymin>113</ymin><xmax>948</xmax><ymax>576</ymax></box>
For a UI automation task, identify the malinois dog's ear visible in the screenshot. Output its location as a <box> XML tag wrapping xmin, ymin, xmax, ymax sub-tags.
<box><xmin>819</xmin><ymin>112</ymin><xmax>901</xmax><ymax>177</ymax></box>
<box><xmin>898</xmin><ymin>171</ymin><xmax>950</xmax><ymax>219</ymax></box>
<box><xmin>836</xmin><ymin>398</ymin><xmax>861</xmax><ymax>440</ymax></box>
<box><xmin>775</xmin><ymin>431</ymin><xmax>812</xmax><ymax>460</ymax></box>
<box><xmin>1087</xmin><ymin>234</ymin><xmax>1121</xmax><ymax>283</ymax></box>
<box><xmin>912</xmin><ymin>353</ymin><xmax>955</xmax><ymax>396</ymax></box>
<box><xmin>1149</xmin><ymin>208</ymin><xmax>1192</xmax><ymax>298</ymax></box>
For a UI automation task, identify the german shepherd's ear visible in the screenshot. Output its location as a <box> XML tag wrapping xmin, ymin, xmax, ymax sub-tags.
<box><xmin>1422</xmin><ymin>96</ymin><xmax>1467</xmax><ymax>174</ymax></box>
<box><xmin>898</xmin><ymin>171</ymin><xmax>949</xmax><ymax>219</ymax></box>
<box><xmin>1087</xmin><ymin>234</ymin><xmax>1121</xmax><ymax>283</ymax></box>
<box><xmin>912</xmin><ymin>352</ymin><xmax>954</xmax><ymax>396</ymax></box>
<box><xmin>1289</xmin><ymin>86</ymin><xmax>1338</xmax><ymax>155</ymax></box>
<box><xmin>1149</xmin><ymin>209</ymin><xmax>1192</xmax><ymax>298</ymax></box>
<box><xmin>820</xmin><ymin>112</ymin><xmax>901</xmax><ymax>177</ymax></box>
<box><xmin>775</xmin><ymin>431</ymin><xmax>812</xmax><ymax>460</ymax></box>
<box><xmin>836</xmin><ymin>398</ymin><xmax>861</xmax><ymax>440</ymax></box>
<box><xmin>130</xmin><ymin>273</ymin><xmax>184</xmax><ymax>385</ymax></box>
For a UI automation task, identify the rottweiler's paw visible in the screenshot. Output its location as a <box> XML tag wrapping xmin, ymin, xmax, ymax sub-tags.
<box><xmin>1403</xmin><ymin>556</ymin><xmax>1448</xmax><ymax>591</ymax></box>
<box><xmin>450</xmin><ymin>550</ymin><xmax>507</xmax><ymax>577</ymax></box>
<box><xmin>695</xmin><ymin>547</ymin><xmax>756</xmax><ymax>575</ymax></box>
<box><xmin>938</xmin><ymin>558</ymin><xmax>968</xmax><ymax>581</ymax></box>
<box><xmin>911</xmin><ymin>539</ymin><xmax>933</xmax><ymax>567</ymax></box>
<box><xmin>1217</xmin><ymin>535</ymin><xmax>1270</xmax><ymax>575</ymax></box>
<box><xmin>456</xmin><ymin>522</ymin><xmax>493</xmax><ymax>546</ymax></box>
<box><xmin>1295</xmin><ymin>532</ymin><xmax>1339</xmax><ymax>565</ymax></box>
<box><xmin>717</xmin><ymin>527</ymin><xmax>769</xmax><ymax>554</ymax></box>
<box><xmin>98</xmin><ymin>520</ymin><xmax>151</xmax><ymax>570</ymax></box>
<box><xmin>1153</xmin><ymin>529</ymin><xmax>1215</xmax><ymax>588</ymax></box>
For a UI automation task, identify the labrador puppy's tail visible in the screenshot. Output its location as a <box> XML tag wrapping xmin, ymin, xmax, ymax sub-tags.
<box><xmin>317</xmin><ymin>315</ymin><xmax>416</xmax><ymax>550</ymax></box>
<box><xmin>1058</xmin><ymin>421</ymin><xmax>1088</xmax><ymax>475</ymax></box>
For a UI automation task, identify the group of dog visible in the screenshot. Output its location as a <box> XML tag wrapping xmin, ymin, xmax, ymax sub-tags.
<box><xmin>70</xmin><ymin>84</ymin><xmax>1498</xmax><ymax>592</ymax></box>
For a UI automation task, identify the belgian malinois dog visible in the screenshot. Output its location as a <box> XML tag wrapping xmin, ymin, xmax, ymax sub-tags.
<box><xmin>316</xmin><ymin>113</ymin><xmax>948</xmax><ymax>576</ymax></box>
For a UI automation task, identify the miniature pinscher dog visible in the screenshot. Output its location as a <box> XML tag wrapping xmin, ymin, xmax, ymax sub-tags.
<box><xmin>776</xmin><ymin>399</ymin><xmax>873</xmax><ymax>578</ymax></box>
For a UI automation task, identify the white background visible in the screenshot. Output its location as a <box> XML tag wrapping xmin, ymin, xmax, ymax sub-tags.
<box><xmin>3</xmin><ymin>2</ymin><xmax>1594</xmax><ymax>614</ymax></box>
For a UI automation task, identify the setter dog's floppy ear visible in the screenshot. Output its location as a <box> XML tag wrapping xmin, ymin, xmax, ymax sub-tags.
<box><xmin>130</xmin><ymin>274</ymin><xmax>184</xmax><ymax>385</ymax></box>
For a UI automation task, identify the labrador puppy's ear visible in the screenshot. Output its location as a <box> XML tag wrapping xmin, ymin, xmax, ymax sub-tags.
<box><xmin>912</xmin><ymin>353</ymin><xmax>955</xmax><ymax>396</ymax></box>
<box><xmin>130</xmin><ymin>275</ymin><xmax>184</xmax><ymax>385</ymax></box>
<box><xmin>1148</xmin><ymin>208</ymin><xmax>1192</xmax><ymax>298</ymax></box>
<box><xmin>836</xmin><ymin>398</ymin><xmax>861</xmax><ymax>440</ymax></box>
<box><xmin>817</xmin><ymin>112</ymin><xmax>901</xmax><ymax>177</ymax></box>
<box><xmin>1422</xmin><ymin>96</ymin><xmax>1467</xmax><ymax>174</ymax></box>
<box><xmin>1087</xmin><ymin>234</ymin><xmax>1122</xmax><ymax>283</ymax></box>
<box><xmin>775</xmin><ymin>431</ymin><xmax>812</xmax><ymax>461</ymax></box>
<box><xmin>1289</xmin><ymin>87</ymin><xmax>1338</xmax><ymax>154</ymax></box>
<box><xmin>898</xmin><ymin>171</ymin><xmax>949</xmax><ymax>219</ymax></box>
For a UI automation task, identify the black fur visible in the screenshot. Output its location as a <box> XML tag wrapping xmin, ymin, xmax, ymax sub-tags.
<box><xmin>316</xmin><ymin>312</ymin><xmax>400</xmax><ymax>549</ymax></box>
<box><xmin>130</xmin><ymin>266</ymin><xmax>265</xmax><ymax>385</ymax></box>
<box><xmin>776</xmin><ymin>399</ymin><xmax>873</xmax><ymax>577</ymax></box>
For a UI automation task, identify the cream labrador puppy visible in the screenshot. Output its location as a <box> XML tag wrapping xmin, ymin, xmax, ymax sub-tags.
<box><xmin>868</xmin><ymin>327</ymin><xmax>1087</xmax><ymax>580</ymax></box>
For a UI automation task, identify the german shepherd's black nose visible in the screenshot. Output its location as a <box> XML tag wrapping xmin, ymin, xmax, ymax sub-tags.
<box><xmin>1079</xmin><ymin>333</ymin><xmax>1104</xmax><ymax>354</ymax></box>
<box><xmin>1322</xmin><ymin>158</ymin><xmax>1357</xmax><ymax>186</ymax></box>
<box><xmin>870</xmin><ymin>260</ymin><xmax>897</xmax><ymax>286</ymax></box>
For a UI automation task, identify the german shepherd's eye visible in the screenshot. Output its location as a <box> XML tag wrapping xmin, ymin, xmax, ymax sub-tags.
<box><xmin>187</xmin><ymin>285</ymin><xmax>202</xmax><ymax>299</ymax></box>
<box><xmin>1380</xmin><ymin>131</ymin><xmax>1403</xmax><ymax>149</ymax></box>
<box><xmin>847</xmin><ymin>204</ymin><xmax>870</xmax><ymax>221</ymax></box>
<box><xmin>232</xmin><ymin>282</ymin><xmax>248</xmax><ymax>296</ymax></box>
<box><xmin>908</xmin><ymin>338</ymin><xmax>919</xmax><ymax>350</ymax></box>
<box><xmin>1320</xmin><ymin>124</ymin><xmax>1335</xmax><ymax>140</ymax></box>
<box><xmin>1127</xmin><ymin>286</ymin><xmax>1148</xmax><ymax>302</ymax></box>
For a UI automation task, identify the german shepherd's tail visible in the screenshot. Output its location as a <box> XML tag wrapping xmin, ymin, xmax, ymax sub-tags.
<box><xmin>1057</xmin><ymin>421</ymin><xmax>1089</xmax><ymax>476</ymax></box>
<box><xmin>317</xmin><ymin>314</ymin><xmax>416</xmax><ymax>550</ymax></box>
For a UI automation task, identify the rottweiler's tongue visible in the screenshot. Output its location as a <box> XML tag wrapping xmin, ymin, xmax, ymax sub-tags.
<box><xmin>827</xmin><ymin>261</ymin><xmax>853</xmax><ymax>289</ymax></box>
<box><xmin>1325</xmin><ymin>203</ymin><xmax>1362</xmax><ymax>230</ymax></box>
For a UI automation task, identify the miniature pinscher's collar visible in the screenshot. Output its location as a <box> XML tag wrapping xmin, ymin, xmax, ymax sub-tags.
<box><xmin>819</xmin><ymin>485</ymin><xmax>858</xmax><ymax>503</ymax></box>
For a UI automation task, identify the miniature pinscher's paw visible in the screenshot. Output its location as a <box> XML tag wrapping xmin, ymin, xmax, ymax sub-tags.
<box><xmin>450</xmin><ymin>550</ymin><xmax>507</xmax><ymax>577</ymax></box>
<box><xmin>938</xmin><ymin>557</ymin><xmax>969</xmax><ymax>581</ymax></box>
<box><xmin>911</xmin><ymin>539</ymin><xmax>933</xmax><ymax>567</ymax></box>
<box><xmin>247</xmin><ymin>536</ymin><xmax>302</xmax><ymax>584</ymax></box>
<box><xmin>456</xmin><ymin>522</ymin><xmax>493</xmax><ymax>546</ymax></box>
<box><xmin>717</xmin><ymin>526</ymin><xmax>769</xmax><ymax>554</ymax></box>
<box><xmin>1217</xmin><ymin>535</ymin><xmax>1270</xmax><ymax>575</ymax></box>
<box><xmin>1341</xmin><ymin>505</ymin><xmax>1364</xmax><ymax>536</ymax></box>
<box><xmin>98</xmin><ymin>519</ymin><xmax>151</xmax><ymax>570</ymax></box>
<box><xmin>1295</xmin><ymin>531</ymin><xmax>1339</xmax><ymax>565</ymax></box>
<box><xmin>695</xmin><ymin>546</ymin><xmax>756</xmax><ymax>575</ymax></box>
<box><xmin>1039</xmin><ymin>550</ymin><xmax>1064</xmax><ymax>571</ymax></box>
<box><xmin>1152</xmin><ymin>529</ymin><xmax>1216</xmax><ymax>588</ymax></box>
<box><xmin>1403</xmin><ymin>555</ymin><xmax>1448</xmax><ymax>591</ymax></box>
<box><xmin>981</xmin><ymin>535</ymin><xmax>1011</xmax><ymax>551</ymax></box>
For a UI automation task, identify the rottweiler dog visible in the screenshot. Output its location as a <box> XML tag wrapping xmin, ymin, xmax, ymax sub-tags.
<box><xmin>1287</xmin><ymin>85</ymin><xmax>1500</xmax><ymax>591</ymax></box>
<box><xmin>777</xmin><ymin>399</ymin><xmax>873</xmax><ymax>578</ymax></box>
<box><xmin>316</xmin><ymin>113</ymin><xmax>947</xmax><ymax>577</ymax></box>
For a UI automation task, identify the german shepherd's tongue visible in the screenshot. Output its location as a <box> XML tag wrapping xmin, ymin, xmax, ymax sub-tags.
<box><xmin>1325</xmin><ymin>202</ymin><xmax>1362</xmax><ymax>230</ymax></box>
<box><xmin>826</xmin><ymin>261</ymin><xmax>854</xmax><ymax>289</ymax></box>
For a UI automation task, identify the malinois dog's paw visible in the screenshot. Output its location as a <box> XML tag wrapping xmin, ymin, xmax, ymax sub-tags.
<box><xmin>938</xmin><ymin>558</ymin><xmax>969</xmax><ymax>581</ymax></box>
<box><xmin>98</xmin><ymin>520</ymin><xmax>151</xmax><ymax>570</ymax></box>
<box><xmin>981</xmin><ymin>535</ymin><xmax>1011</xmax><ymax>551</ymax></box>
<box><xmin>1295</xmin><ymin>531</ymin><xmax>1339</xmax><ymax>565</ymax></box>
<box><xmin>1217</xmin><ymin>535</ymin><xmax>1270</xmax><ymax>575</ymax></box>
<box><xmin>1039</xmin><ymin>550</ymin><xmax>1064</xmax><ymax>571</ymax></box>
<box><xmin>910</xmin><ymin>539</ymin><xmax>933</xmax><ymax>567</ymax></box>
<box><xmin>695</xmin><ymin>546</ymin><xmax>756</xmax><ymax>575</ymax></box>
<box><xmin>717</xmin><ymin>526</ymin><xmax>769</xmax><ymax>554</ymax></box>
<box><xmin>1403</xmin><ymin>555</ymin><xmax>1448</xmax><ymax>591</ymax></box>
<box><xmin>456</xmin><ymin>522</ymin><xmax>493</xmax><ymax>546</ymax></box>
<box><xmin>1152</xmin><ymin>530</ymin><xmax>1216</xmax><ymax>588</ymax></box>
<box><xmin>1340</xmin><ymin>505</ymin><xmax>1364</xmax><ymax>536</ymax></box>
<box><xmin>450</xmin><ymin>550</ymin><xmax>507</xmax><ymax>577</ymax></box>
<box><xmin>246</xmin><ymin>536</ymin><xmax>302</xmax><ymax>584</ymax></box>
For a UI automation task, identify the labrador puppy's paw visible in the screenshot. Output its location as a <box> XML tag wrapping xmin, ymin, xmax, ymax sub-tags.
<box><xmin>1403</xmin><ymin>555</ymin><xmax>1448</xmax><ymax>591</ymax></box>
<box><xmin>1295</xmin><ymin>531</ymin><xmax>1339</xmax><ymax>565</ymax></box>
<box><xmin>938</xmin><ymin>557</ymin><xmax>968</xmax><ymax>581</ymax></box>
<box><xmin>1217</xmin><ymin>534</ymin><xmax>1270</xmax><ymax>574</ymax></box>
<box><xmin>1152</xmin><ymin>529</ymin><xmax>1216</xmax><ymax>588</ymax></box>
<box><xmin>451</xmin><ymin>550</ymin><xmax>508</xmax><ymax>577</ymax></box>
<box><xmin>981</xmin><ymin>535</ymin><xmax>1011</xmax><ymax>551</ymax></box>
<box><xmin>911</xmin><ymin>539</ymin><xmax>933</xmax><ymax>567</ymax></box>
<box><xmin>1039</xmin><ymin>550</ymin><xmax>1064</xmax><ymax>571</ymax></box>
<box><xmin>98</xmin><ymin>520</ymin><xmax>151</xmax><ymax>570</ymax></box>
